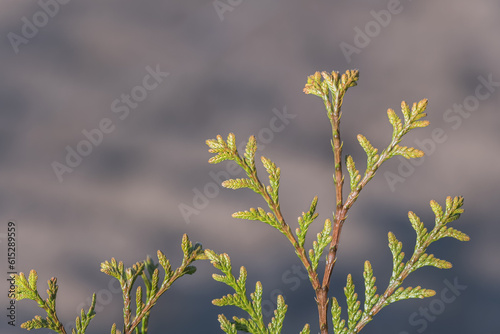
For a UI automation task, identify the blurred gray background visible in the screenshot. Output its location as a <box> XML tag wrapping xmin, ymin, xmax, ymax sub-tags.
<box><xmin>1</xmin><ymin>1</ymin><xmax>499</xmax><ymax>333</ymax></box>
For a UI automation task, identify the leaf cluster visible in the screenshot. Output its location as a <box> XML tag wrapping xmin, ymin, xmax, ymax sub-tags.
<box><xmin>13</xmin><ymin>234</ymin><xmax>204</xmax><ymax>334</ymax></box>
<box><xmin>206</xmin><ymin>250</ymin><xmax>310</xmax><ymax>334</ymax></box>
<box><xmin>331</xmin><ymin>196</ymin><xmax>468</xmax><ymax>333</ymax></box>
<box><xmin>345</xmin><ymin>99</ymin><xmax>430</xmax><ymax>200</ymax></box>
<box><xmin>303</xmin><ymin>70</ymin><xmax>359</xmax><ymax>120</ymax></box>
<box><xmin>207</xmin><ymin>132</ymin><xmax>332</xmax><ymax>287</ymax></box>
<box><xmin>12</xmin><ymin>271</ymin><xmax>96</xmax><ymax>334</ymax></box>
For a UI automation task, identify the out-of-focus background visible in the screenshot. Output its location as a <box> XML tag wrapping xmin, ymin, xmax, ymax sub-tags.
<box><xmin>0</xmin><ymin>1</ymin><xmax>499</xmax><ymax>333</ymax></box>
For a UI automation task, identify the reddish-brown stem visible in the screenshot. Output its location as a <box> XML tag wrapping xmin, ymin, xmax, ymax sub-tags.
<box><xmin>316</xmin><ymin>91</ymin><xmax>347</xmax><ymax>334</ymax></box>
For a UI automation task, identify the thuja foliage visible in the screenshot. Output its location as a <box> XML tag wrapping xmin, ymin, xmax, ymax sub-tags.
<box><xmin>12</xmin><ymin>69</ymin><xmax>468</xmax><ymax>334</ymax></box>
<box><xmin>12</xmin><ymin>234</ymin><xmax>205</xmax><ymax>334</ymax></box>
<box><xmin>205</xmin><ymin>69</ymin><xmax>469</xmax><ymax>334</ymax></box>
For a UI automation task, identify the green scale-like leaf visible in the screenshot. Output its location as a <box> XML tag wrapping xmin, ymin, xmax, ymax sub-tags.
<box><xmin>406</xmin><ymin>100</ymin><xmax>429</xmax><ymax>124</ymax></box>
<box><xmin>12</xmin><ymin>271</ymin><xmax>38</xmax><ymax>301</ymax></box>
<box><xmin>429</xmin><ymin>197</ymin><xmax>469</xmax><ymax>241</ymax></box>
<box><xmin>207</xmin><ymin>133</ymin><xmax>239</xmax><ymax>164</ymax></box>
<box><xmin>100</xmin><ymin>258</ymin><xmax>126</xmax><ymax>282</ymax></box>
<box><xmin>28</xmin><ymin>270</ymin><xmax>38</xmax><ymax>291</ymax></box>
<box><xmin>250</xmin><ymin>282</ymin><xmax>264</xmax><ymax>329</ymax></box>
<box><xmin>232</xmin><ymin>207</ymin><xmax>280</xmax><ymax>230</ymax></box>
<box><xmin>357</xmin><ymin>134</ymin><xmax>379</xmax><ymax>170</ymax></box>
<box><xmin>362</xmin><ymin>261</ymin><xmax>379</xmax><ymax>313</ymax></box>
<box><xmin>268</xmin><ymin>295</ymin><xmax>287</xmax><ymax>334</ymax></box>
<box><xmin>218</xmin><ymin>314</ymin><xmax>238</xmax><ymax>334</ymax></box>
<box><xmin>390</xmin><ymin>145</ymin><xmax>424</xmax><ymax>159</ymax></box>
<box><xmin>222</xmin><ymin>178</ymin><xmax>259</xmax><ymax>192</ymax></box>
<box><xmin>430</xmin><ymin>198</ymin><xmax>444</xmax><ymax>221</ymax></box>
<box><xmin>73</xmin><ymin>293</ymin><xmax>96</xmax><ymax>334</ymax></box>
<box><xmin>388</xmin><ymin>232</ymin><xmax>406</xmax><ymax>283</ymax></box>
<box><xmin>387</xmin><ymin>108</ymin><xmax>403</xmax><ymax>139</ymax></box>
<box><xmin>386</xmin><ymin>286</ymin><xmax>435</xmax><ymax>304</ymax></box>
<box><xmin>110</xmin><ymin>323</ymin><xmax>119</xmax><ymax>334</ymax></box>
<box><xmin>135</xmin><ymin>286</ymin><xmax>144</xmax><ymax>315</ymax></box>
<box><xmin>244</xmin><ymin>136</ymin><xmax>257</xmax><ymax>171</ymax></box>
<box><xmin>295</xmin><ymin>196</ymin><xmax>319</xmax><ymax>248</ymax></box>
<box><xmin>299</xmin><ymin>324</ymin><xmax>311</xmax><ymax>334</ymax></box>
<box><xmin>346</xmin><ymin>155</ymin><xmax>361</xmax><ymax>191</ymax></box>
<box><xmin>303</xmin><ymin>71</ymin><xmax>326</xmax><ymax>97</ymax></box>
<box><xmin>414</xmin><ymin>253</ymin><xmax>452</xmax><ymax>270</ymax></box>
<box><xmin>21</xmin><ymin>315</ymin><xmax>58</xmax><ymax>331</ymax></box>
<box><xmin>157</xmin><ymin>250</ymin><xmax>173</xmax><ymax>284</ymax></box>
<box><xmin>331</xmin><ymin>297</ymin><xmax>347</xmax><ymax>334</ymax></box>
<box><xmin>442</xmin><ymin>227</ymin><xmax>470</xmax><ymax>241</ymax></box>
<box><xmin>208</xmin><ymin>250</ymin><xmax>290</xmax><ymax>334</ymax></box>
<box><xmin>344</xmin><ymin>275</ymin><xmax>362</xmax><ymax>330</ymax></box>
<box><xmin>408</xmin><ymin>211</ymin><xmax>428</xmax><ymax>249</ymax></box>
<box><xmin>181</xmin><ymin>233</ymin><xmax>193</xmax><ymax>256</ymax></box>
<box><xmin>261</xmin><ymin>156</ymin><xmax>281</xmax><ymax>203</ymax></box>
<box><xmin>308</xmin><ymin>219</ymin><xmax>333</xmax><ymax>271</ymax></box>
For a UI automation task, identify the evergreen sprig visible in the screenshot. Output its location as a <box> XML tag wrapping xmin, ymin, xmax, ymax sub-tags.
<box><xmin>261</xmin><ymin>156</ymin><xmax>281</xmax><ymax>203</ymax></box>
<box><xmin>344</xmin><ymin>274</ymin><xmax>362</xmax><ymax>330</ymax></box>
<box><xmin>207</xmin><ymin>134</ymin><xmax>280</xmax><ymax>204</ymax></box>
<box><xmin>362</xmin><ymin>261</ymin><xmax>379</xmax><ymax>317</ymax></box>
<box><xmin>308</xmin><ymin>219</ymin><xmax>333</xmax><ymax>271</ymax></box>
<box><xmin>13</xmin><ymin>234</ymin><xmax>204</xmax><ymax>334</ymax></box>
<box><xmin>343</xmin><ymin>99</ymin><xmax>429</xmax><ymax>209</ymax></box>
<box><xmin>232</xmin><ymin>207</ymin><xmax>281</xmax><ymax>230</ymax></box>
<box><xmin>206</xmin><ymin>133</ymin><xmax>320</xmax><ymax>292</ymax></box>
<box><xmin>207</xmin><ymin>134</ymin><xmax>283</xmax><ymax>230</ymax></box>
<box><xmin>207</xmin><ymin>69</ymin><xmax>468</xmax><ymax>334</ymax></box>
<box><xmin>207</xmin><ymin>133</ymin><xmax>239</xmax><ymax>165</ymax></box>
<box><xmin>303</xmin><ymin>70</ymin><xmax>359</xmax><ymax>120</ymax></box>
<box><xmin>206</xmin><ymin>250</ymin><xmax>306</xmax><ymax>334</ymax></box>
<box><xmin>329</xmin><ymin>196</ymin><xmax>469</xmax><ymax>333</ymax></box>
<box><xmin>73</xmin><ymin>294</ymin><xmax>97</xmax><ymax>334</ymax></box>
<box><xmin>345</xmin><ymin>156</ymin><xmax>361</xmax><ymax>191</ymax></box>
<box><xmin>101</xmin><ymin>234</ymin><xmax>204</xmax><ymax>334</ymax></box>
<box><xmin>12</xmin><ymin>271</ymin><xmax>96</xmax><ymax>334</ymax></box>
